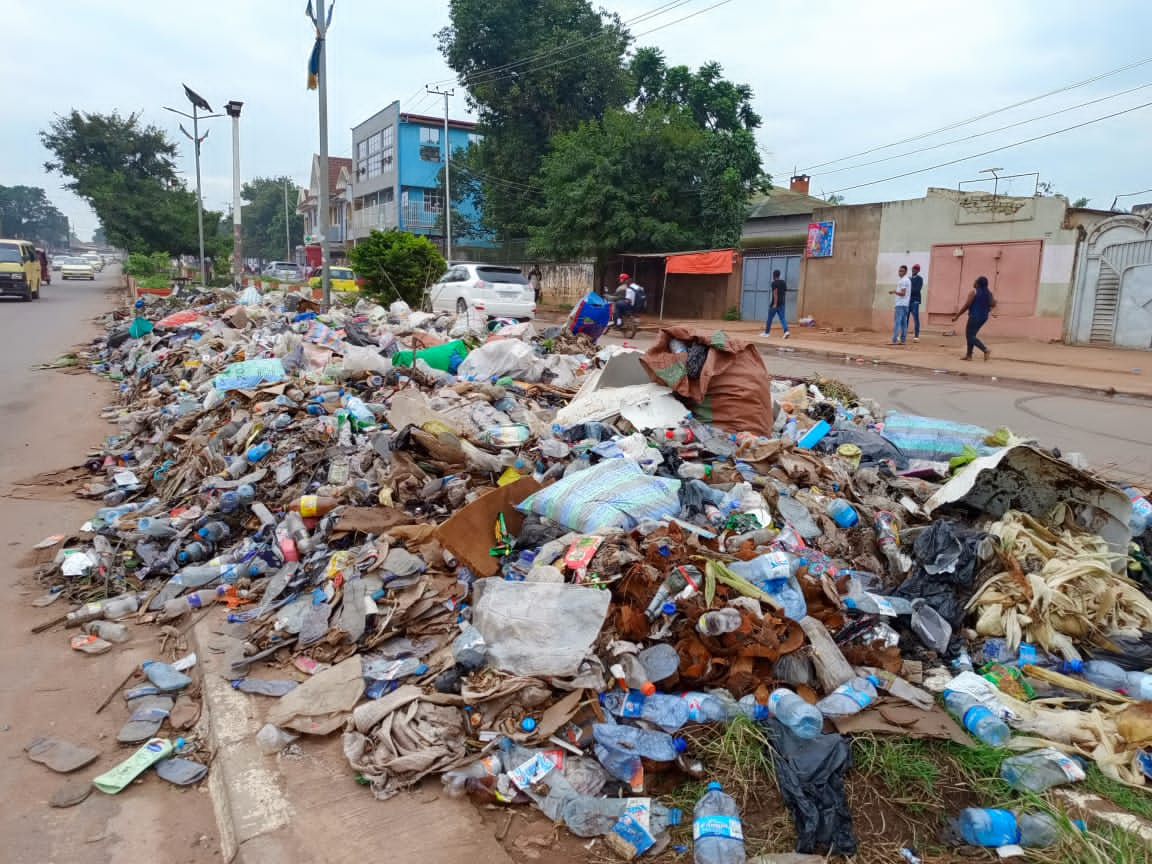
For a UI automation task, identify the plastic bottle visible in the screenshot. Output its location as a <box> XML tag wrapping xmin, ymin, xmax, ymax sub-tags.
<box><xmin>910</xmin><ymin>599</ymin><xmax>952</xmax><ymax>653</ymax></box>
<box><xmin>593</xmin><ymin>724</ymin><xmax>687</xmax><ymax>762</ymax></box>
<box><xmin>135</xmin><ymin>516</ymin><xmax>178</xmax><ymax>539</ymax></box>
<box><xmin>283</xmin><ymin>511</ymin><xmax>313</xmax><ymax>555</ymax></box>
<box><xmin>141</xmin><ymin>660</ymin><xmax>192</xmax><ymax>691</ymax></box>
<box><xmin>767</xmin><ymin>688</ymin><xmax>823</xmax><ymax>738</ymax></box>
<box><xmin>92</xmin><ymin>737</ymin><xmax>184</xmax><ymax>794</ymax></box>
<box><xmin>174</xmin><ymin>560</ymin><xmax>267</xmax><ymax>588</ymax></box>
<box><xmin>441</xmin><ymin>753</ymin><xmax>504</xmax><ymax>798</ymax></box>
<box><xmin>1121</xmin><ymin>484</ymin><xmax>1152</xmax><ymax>535</ymax></box>
<box><xmin>246</xmin><ymin>441</ymin><xmax>273</xmax><ymax>463</ymax></box>
<box><xmin>82</xmin><ymin>620</ymin><xmax>130</xmax><ymax>643</ymax></box>
<box><xmin>825</xmin><ymin>498</ymin><xmax>859</xmax><ymax>528</ymax></box>
<box><xmin>680</xmin><ymin>692</ymin><xmax>767</xmax><ymax>723</ymax></box>
<box><xmin>562</xmin><ymin>795</ymin><xmax>682</xmax><ymax>839</ymax></box>
<box><xmin>815</xmin><ymin>676</ymin><xmax>880</xmax><ymax>718</ymax></box>
<box><xmin>157</xmin><ymin>587</ymin><xmax>227</xmax><ymax>622</ymax></box>
<box><xmin>661</xmin><ymin>427</ymin><xmax>696</xmax><ymax>444</ymax></box>
<box><xmin>197</xmin><ymin>521</ymin><xmax>231</xmax><ymax>544</ymax></box>
<box><xmin>177</xmin><ymin>541</ymin><xmax>211</xmax><ymax>565</ymax></box>
<box><xmin>600</xmin><ymin>690</ymin><xmax>691</xmax><ymax>732</ymax></box>
<box><xmin>255</xmin><ymin>723</ymin><xmax>299</xmax><ymax>755</ymax></box>
<box><xmin>677</xmin><ymin>463</ymin><xmax>713</xmax><ymax>480</ymax></box>
<box><xmin>693</xmin><ymin>782</ymin><xmax>745</xmax><ymax>864</ymax></box>
<box><xmin>1067</xmin><ymin>659</ymin><xmax>1152</xmax><ymax>700</ymax></box>
<box><xmin>65</xmin><ymin>593</ymin><xmax>142</xmax><ymax>626</ymax></box>
<box><xmin>344</xmin><ymin>395</ymin><xmax>375</xmax><ymax>425</ymax></box>
<box><xmin>288</xmin><ymin>495</ymin><xmax>341</xmax><ymax>517</ymax></box>
<box><xmin>1000</xmin><ymin>748</ymin><xmax>1086</xmax><ymax>793</ymax></box>
<box><xmin>874</xmin><ymin>511</ymin><xmax>903</xmax><ymax>573</ymax></box>
<box><xmin>498</xmin><ymin>740</ymin><xmax>608</xmax><ymax>797</ymax></box>
<box><xmin>638</xmin><ymin>643</ymin><xmax>680</xmax><ymax>683</ymax></box>
<box><xmin>942</xmin><ymin>689</ymin><xmax>1010</xmax><ymax>747</ymax></box>
<box><xmin>645</xmin><ymin>565</ymin><xmax>702</xmax><ymax>619</ymax></box>
<box><xmin>610</xmin><ymin>653</ymin><xmax>656</xmax><ymax>696</ymax></box>
<box><xmin>957</xmin><ymin>809</ymin><xmax>1059</xmax><ymax>848</ymax></box>
<box><xmin>697</xmin><ymin>608</ymin><xmax>743</xmax><ymax>636</ymax></box>
<box><xmin>776</xmin><ymin>495</ymin><xmax>820</xmax><ymax>539</ymax></box>
<box><xmin>219</xmin><ymin>484</ymin><xmax>255</xmax><ymax>514</ymax></box>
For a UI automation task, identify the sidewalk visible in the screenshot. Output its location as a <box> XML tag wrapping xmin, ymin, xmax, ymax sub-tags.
<box><xmin>536</xmin><ymin>307</ymin><xmax>1151</xmax><ymax>398</ymax></box>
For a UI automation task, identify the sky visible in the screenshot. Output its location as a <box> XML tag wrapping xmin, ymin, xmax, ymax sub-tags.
<box><xmin>5</xmin><ymin>0</ymin><xmax>1152</xmax><ymax>240</ymax></box>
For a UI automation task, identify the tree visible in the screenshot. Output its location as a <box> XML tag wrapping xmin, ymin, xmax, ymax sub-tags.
<box><xmin>0</xmin><ymin>185</ymin><xmax>69</xmax><ymax>246</ymax></box>
<box><xmin>1072</xmin><ymin>196</ymin><xmax>1090</xmax><ymax>208</ymax></box>
<box><xmin>41</xmin><ymin>111</ymin><xmax>205</xmax><ymax>255</ymax></box>
<box><xmin>240</xmin><ymin>177</ymin><xmax>304</xmax><ymax>262</ymax></box>
<box><xmin>437</xmin><ymin>0</ymin><xmax>633</xmax><ymax>237</ymax></box>
<box><xmin>348</xmin><ymin>230</ymin><xmax>446</xmax><ymax>306</ymax></box>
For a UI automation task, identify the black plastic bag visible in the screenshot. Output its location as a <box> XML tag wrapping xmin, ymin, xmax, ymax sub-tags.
<box><xmin>815</xmin><ymin>427</ymin><xmax>909</xmax><ymax>470</ymax></box>
<box><xmin>892</xmin><ymin>519</ymin><xmax>985</xmax><ymax>628</ymax></box>
<box><xmin>342</xmin><ymin>320</ymin><xmax>375</xmax><ymax>347</ymax></box>
<box><xmin>767</xmin><ymin>718</ymin><xmax>858</xmax><ymax>855</ymax></box>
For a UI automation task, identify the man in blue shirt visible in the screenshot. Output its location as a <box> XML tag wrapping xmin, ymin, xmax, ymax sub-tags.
<box><xmin>909</xmin><ymin>264</ymin><xmax>925</xmax><ymax>343</ymax></box>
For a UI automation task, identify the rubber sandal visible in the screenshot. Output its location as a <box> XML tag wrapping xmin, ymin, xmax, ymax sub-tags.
<box><xmin>50</xmin><ymin>778</ymin><xmax>94</xmax><ymax>808</ymax></box>
<box><xmin>155</xmin><ymin>757</ymin><xmax>208</xmax><ymax>786</ymax></box>
<box><xmin>24</xmin><ymin>736</ymin><xmax>100</xmax><ymax>774</ymax></box>
<box><xmin>117</xmin><ymin>695</ymin><xmax>174</xmax><ymax>744</ymax></box>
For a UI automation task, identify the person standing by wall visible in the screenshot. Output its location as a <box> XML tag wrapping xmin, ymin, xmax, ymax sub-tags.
<box><xmin>762</xmin><ymin>269</ymin><xmax>790</xmax><ymax>338</ymax></box>
<box><xmin>527</xmin><ymin>264</ymin><xmax>543</xmax><ymax>304</ymax></box>
<box><xmin>889</xmin><ymin>265</ymin><xmax>911</xmax><ymax>344</ymax></box>
<box><xmin>952</xmin><ymin>275</ymin><xmax>996</xmax><ymax>360</ymax></box>
<box><xmin>909</xmin><ymin>264</ymin><xmax>924</xmax><ymax>342</ymax></box>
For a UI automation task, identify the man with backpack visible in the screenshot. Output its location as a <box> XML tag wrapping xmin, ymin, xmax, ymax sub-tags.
<box><xmin>613</xmin><ymin>273</ymin><xmax>646</xmax><ymax>325</ymax></box>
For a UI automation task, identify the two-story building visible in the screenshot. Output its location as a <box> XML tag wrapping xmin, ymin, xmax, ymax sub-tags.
<box><xmin>297</xmin><ymin>154</ymin><xmax>352</xmax><ymax>255</ymax></box>
<box><xmin>348</xmin><ymin>101</ymin><xmax>482</xmax><ymax>246</ymax></box>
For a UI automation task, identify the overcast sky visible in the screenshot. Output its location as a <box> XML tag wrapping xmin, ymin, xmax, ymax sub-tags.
<box><xmin>6</xmin><ymin>0</ymin><xmax>1152</xmax><ymax>240</ymax></box>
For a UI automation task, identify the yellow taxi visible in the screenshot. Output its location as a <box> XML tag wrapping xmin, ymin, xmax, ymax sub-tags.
<box><xmin>309</xmin><ymin>266</ymin><xmax>360</xmax><ymax>293</ymax></box>
<box><xmin>0</xmin><ymin>238</ymin><xmax>42</xmax><ymax>301</ymax></box>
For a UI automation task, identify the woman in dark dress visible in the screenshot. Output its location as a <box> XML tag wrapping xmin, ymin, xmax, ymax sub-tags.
<box><xmin>952</xmin><ymin>275</ymin><xmax>997</xmax><ymax>361</ymax></box>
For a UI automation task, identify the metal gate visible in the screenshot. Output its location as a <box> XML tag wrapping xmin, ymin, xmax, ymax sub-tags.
<box><xmin>1094</xmin><ymin>239</ymin><xmax>1152</xmax><ymax>347</ymax></box>
<box><xmin>741</xmin><ymin>252</ymin><xmax>801</xmax><ymax>324</ymax></box>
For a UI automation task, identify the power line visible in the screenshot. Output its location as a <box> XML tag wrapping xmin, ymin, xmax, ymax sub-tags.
<box><xmin>816</xmin><ymin>81</ymin><xmax>1152</xmax><ymax>177</ymax></box>
<box><xmin>828</xmin><ymin>98</ymin><xmax>1152</xmax><ymax>195</ymax></box>
<box><xmin>804</xmin><ymin>54</ymin><xmax>1152</xmax><ymax>173</ymax></box>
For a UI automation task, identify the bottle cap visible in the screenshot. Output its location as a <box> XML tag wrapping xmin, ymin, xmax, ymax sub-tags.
<box><xmin>662</xmin><ymin>602</ymin><xmax>676</xmax><ymax>615</ymax></box>
<box><xmin>667</xmin><ymin>808</ymin><xmax>682</xmax><ymax>826</ymax></box>
<box><xmin>174</xmin><ymin>737</ymin><xmax>186</xmax><ymax>749</ymax></box>
<box><xmin>520</xmin><ymin>718</ymin><xmax>536</xmax><ymax>732</ymax></box>
<box><xmin>640</xmin><ymin>682</ymin><xmax>656</xmax><ymax>697</ymax></box>
<box><xmin>673</xmin><ymin>737</ymin><xmax>688</xmax><ymax>754</ymax></box>
<box><xmin>706</xmin><ymin>780</ymin><xmax>722</xmax><ymax>791</ymax></box>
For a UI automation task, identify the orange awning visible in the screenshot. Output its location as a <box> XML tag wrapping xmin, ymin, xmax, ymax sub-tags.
<box><xmin>664</xmin><ymin>249</ymin><xmax>736</xmax><ymax>275</ymax></box>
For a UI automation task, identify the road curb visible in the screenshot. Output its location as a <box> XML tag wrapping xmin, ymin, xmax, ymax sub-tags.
<box><xmin>192</xmin><ymin>616</ymin><xmax>295</xmax><ymax>864</ymax></box>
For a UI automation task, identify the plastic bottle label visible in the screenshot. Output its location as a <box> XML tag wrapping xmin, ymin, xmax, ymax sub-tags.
<box><xmin>612</xmin><ymin>799</ymin><xmax>656</xmax><ymax>855</ymax></box>
<box><xmin>768</xmin><ymin>691</ymin><xmax>789</xmax><ymax>715</ymax></box>
<box><xmin>866</xmin><ymin>593</ymin><xmax>897</xmax><ymax>617</ymax></box>
<box><xmin>834</xmin><ymin>683</ymin><xmax>874</xmax><ymax>709</ymax></box>
<box><xmin>693</xmin><ymin>814</ymin><xmax>744</xmax><ymax>841</ymax></box>
<box><xmin>621</xmin><ymin>692</ymin><xmax>646</xmax><ymax>718</ymax></box>
<box><xmin>299</xmin><ymin>495</ymin><xmax>319</xmax><ymax>517</ymax></box>
<box><xmin>682</xmin><ymin>694</ymin><xmax>706</xmax><ymax>722</ymax></box>
<box><xmin>507</xmin><ymin>753</ymin><xmax>556</xmax><ymax>790</ymax></box>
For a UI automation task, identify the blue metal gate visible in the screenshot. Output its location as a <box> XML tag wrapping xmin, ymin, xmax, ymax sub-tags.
<box><xmin>740</xmin><ymin>252</ymin><xmax>802</xmax><ymax>325</ymax></box>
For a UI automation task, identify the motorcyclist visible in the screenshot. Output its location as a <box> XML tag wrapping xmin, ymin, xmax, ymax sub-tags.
<box><xmin>612</xmin><ymin>273</ymin><xmax>640</xmax><ymax>326</ymax></box>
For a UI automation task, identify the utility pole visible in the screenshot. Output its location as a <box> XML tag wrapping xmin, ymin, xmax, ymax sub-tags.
<box><xmin>165</xmin><ymin>85</ymin><xmax>221</xmax><ymax>288</ymax></box>
<box><xmin>225</xmin><ymin>101</ymin><xmax>244</xmax><ymax>288</ymax></box>
<box><xmin>284</xmin><ymin>178</ymin><xmax>292</xmax><ymax>259</ymax></box>
<box><xmin>427</xmin><ymin>86</ymin><xmax>454</xmax><ymax>261</ymax></box>
<box><xmin>312</xmin><ymin>2</ymin><xmax>333</xmax><ymax>307</ymax></box>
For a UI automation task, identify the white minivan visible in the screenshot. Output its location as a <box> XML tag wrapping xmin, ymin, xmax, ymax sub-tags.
<box><xmin>429</xmin><ymin>264</ymin><xmax>536</xmax><ymax>319</ymax></box>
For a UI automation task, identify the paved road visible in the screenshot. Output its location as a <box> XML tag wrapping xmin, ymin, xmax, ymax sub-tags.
<box><xmin>0</xmin><ymin>267</ymin><xmax>218</xmax><ymax>864</ymax></box>
<box><xmin>599</xmin><ymin>331</ymin><xmax>1152</xmax><ymax>485</ymax></box>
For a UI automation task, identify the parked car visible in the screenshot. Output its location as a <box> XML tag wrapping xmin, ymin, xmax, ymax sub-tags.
<box><xmin>0</xmin><ymin>238</ymin><xmax>43</xmax><ymax>300</ymax></box>
<box><xmin>428</xmin><ymin>264</ymin><xmax>536</xmax><ymax>319</ymax></box>
<box><xmin>262</xmin><ymin>261</ymin><xmax>305</xmax><ymax>282</ymax></box>
<box><xmin>61</xmin><ymin>257</ymin><xmax>96</xmax><ymax>280</ymax></box>
<box><xmin>308</xmin><ymin>266</ymin><xmax>359</xmax><ymax>293</ymax></box>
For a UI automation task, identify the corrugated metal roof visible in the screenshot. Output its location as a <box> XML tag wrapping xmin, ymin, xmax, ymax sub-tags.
<box><xmin>746</xmin><ymin>188</ymin><xmax>831</xmax><ymax>220</ymax></box>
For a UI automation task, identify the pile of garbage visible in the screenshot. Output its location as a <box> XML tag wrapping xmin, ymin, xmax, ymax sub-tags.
<box><xmin>25</xmin><ymin>283</ymin><xmax>1152</xmax><ymax>860</ymax></box>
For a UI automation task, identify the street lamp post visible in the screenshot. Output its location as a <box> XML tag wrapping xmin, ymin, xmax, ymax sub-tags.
<box><xmin>225</xmin><ymin>100</ymin><xmax>244</xmax><ymax>288</ymax></box>
<box><xmin>165</xmin><ymin>85</ymin><xmax>222</xmax><ymax>288</ymax></box>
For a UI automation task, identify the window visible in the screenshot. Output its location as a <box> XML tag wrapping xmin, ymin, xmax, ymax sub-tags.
<box><xmin>423</xmin><ymin>191</ymin><xmax>443</xmax><ymax>215</ymax></box>
<box><xmin>380</xmin><ymin>125</ymin><xmax>394</xmax><ymax>171</ymax></box>
<box><xmin>380</xmin><ymin>187</ymin><xmax>394</xmax><ymax>204</ymax></box>
<box><xmin>468</xmin><ymin>133</ymin><xmax>482</xmax><ymax>147</ymax></box>
<box><xmin>0</xmin><ymin>243</ymin><xmax>22</xmax><ymax>264</ymax></box>
<box><xmin>419</xmin><ymin>126</ymin><xmax>441</xmax><ymax>161</ymax></box>
<box><xmin>357</xmin><ymin>125</ymin><xmax>394</xmax><ymax>179</ymax></box>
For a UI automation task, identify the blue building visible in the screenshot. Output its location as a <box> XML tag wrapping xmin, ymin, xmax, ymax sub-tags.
<box><xmin>349</xmin><ymin>101</ymin><xmax>482</xmax><ymax>246</ymax></box>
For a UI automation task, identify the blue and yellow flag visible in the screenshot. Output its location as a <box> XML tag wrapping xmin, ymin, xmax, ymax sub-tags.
<box><xmin>305</xmin><ymin>1</ymin><xmax>334</xmax><ymax>90</ymax></box>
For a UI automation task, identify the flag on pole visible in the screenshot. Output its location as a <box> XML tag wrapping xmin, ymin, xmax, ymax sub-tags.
<box><xmin>305</xmin><ymin>1</ymin><xmax>334</xmax><ymax>90</ymax></box>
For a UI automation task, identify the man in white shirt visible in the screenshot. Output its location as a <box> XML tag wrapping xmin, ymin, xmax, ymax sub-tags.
<box><xmin>889</xmin><ymin>265</ymin><xmax>912</xmax><ymax>345</ymax></box>
<box><xmin>614</xmin><ymin>273</ymin><xmax>639</xmax><ymax>326</ymax></box>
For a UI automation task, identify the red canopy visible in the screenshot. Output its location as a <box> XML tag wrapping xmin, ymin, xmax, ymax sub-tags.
<box><xmin>664</xmin><ymin>249</ymin><xmax>736</xmax><ymax>275</ymax></box>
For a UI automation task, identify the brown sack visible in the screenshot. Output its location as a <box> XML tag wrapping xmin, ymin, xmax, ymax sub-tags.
<box><xmin>639</xmin><ymin>328</ymin><xmax>774</xmax><ymax>437</ymax></box>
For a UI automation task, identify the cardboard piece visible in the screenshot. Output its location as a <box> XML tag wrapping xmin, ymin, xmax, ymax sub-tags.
<box><xmin>332</xmin><ymin>506</ymin><xmax>418</xmax><ymax>537</ymax></box>
<box><xmin>436</xmin><ymin>477</ymin><xmax>542</xmax><ymax>577</ymax></box>
<box><xmin>221</xmin><ymin>305</ymin><xmax>248</xmax><ymax>329</ymax></box>
<box><xmin>830</xmin><ymin>702</ymin><xmax>971</xmax><ymax>746</ymax></box>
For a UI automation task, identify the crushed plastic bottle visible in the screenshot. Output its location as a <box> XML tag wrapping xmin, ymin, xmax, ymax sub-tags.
<box><xmin>943</xmin><ymin>689</ymin><xmax>1010</xmax><ymax>747</ymax></box>
<box><xmin>815</xmin><ymin>675</ymin><xmax>880</xmax><ymax>718</ymax></box>
<box><xmin>697</xmin><ymin>608</ymin><xmax>742</xmax><ymax>636</ymax></box>
<box><xmin>600</xmin><ymin>690</ymin><xmax>691</xmax><ymax>732</ymax></box>
<box><xmin>1000</xmin><ymin>748</ymin><xmax>1085</xmax><ymax>792</ymax></box>
<box><xmin>910</xmin><ymin>599</ymin><xmax>952</xmax><ymax>652</ymax></box>
<box><xmin>255</xmin><ymin>723</ymin><xmax>299</xmax><ymax>755</ymax></box>
<box><xmin>693</xmin><ymin>782</ymin><xmax>745</xmax><ymax>863</ymax></box>
<box><xmin>767</xmin><ymin>688</ymin><xmax>823</xmax><ymax>738</ymax></box>
<box><xmin>957</xmin><ymin>809</ymin><xmax>1059</xmax><ymax>848</ymax></box>
<box><xmin>441</xmin><ymin>753</ymin><xmax>503</xmax><ymax>798</ymax></box>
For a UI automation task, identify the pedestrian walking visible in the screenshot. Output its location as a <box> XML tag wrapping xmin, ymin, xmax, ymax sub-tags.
<box><xmin>889</xmin><ymin>265</ymin><xmax>911</xmax><ymax>344</ymax></box>
<box><xmin>762</xmin><ymin>270</ymin><xmax>790</xmax><ymax>338</ymax></box>
<box><xmin>527</xmin><ymin>264</ymin><xmax>543</xmax><ymax>304</ymax></box>
<box><xmin>952</xmin><ymin>275</ymin><xmax>997</xmax><ymax>361</ymax></box>
<box><xmin>909</xmin><ymin>264</ymin><xmax>924</xmax><ymax>342</ymax></box>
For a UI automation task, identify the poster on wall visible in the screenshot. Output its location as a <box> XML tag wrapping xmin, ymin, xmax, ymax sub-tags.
<box><xmin>806</xmin><ymin>220</ymin><xmax>835</xmax><ymax>258</ymax></box>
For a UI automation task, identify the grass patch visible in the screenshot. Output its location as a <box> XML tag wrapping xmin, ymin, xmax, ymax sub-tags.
<box><xmin>852</xmin><ymin>735</ymin><xmax>944</xmax><ymax>811</ymax></box>
<box><xmin>678</xmin><ymin>715</ymin><xmax>777</xmax><ymax>811</ymax></box>
<box><xmin>1082</xmin><ymin>765</ymin><xmax>1152</xmax><ymax>822</ymax></box>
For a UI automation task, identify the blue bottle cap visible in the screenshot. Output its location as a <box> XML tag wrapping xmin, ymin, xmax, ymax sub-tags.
<box><xmin>706</xmin><ymin>781</ymin><xmax>722</xmax><ymax>791</ymax></box>
<box><xmin>197</xmin><ymin>528</ymin><xmax>209</xmax><ymax>539</ymax></box>
<box><xmin>662</xmin><ymin>602</ymin><xmax>677</xmax><ymax>615</ymax></box>
<box><xmin>520</xmin><ymin>718</ymin><xmax>536</xmax><ymax>732</ymax></box>
<box><xmin>174</xmin><ymin>737</ymin><xmax>186</xmax><ymax>749</ymax></box>
<box><xmin>673</xmin><ymin>737</ymin><xmax>688</xmax><ymax>754</ymax></box>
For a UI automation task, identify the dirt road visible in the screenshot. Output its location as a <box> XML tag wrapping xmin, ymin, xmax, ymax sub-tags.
<box><xmin>0</xmin><ymin>268</ymin><xmax>218</xmax><ymax>863</ymax></box>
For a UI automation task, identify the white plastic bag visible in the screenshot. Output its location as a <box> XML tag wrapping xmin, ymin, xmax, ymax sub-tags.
<box><xmin>457</xmin><ymin>340</ymin><xmax>539</xmax><ymax>382</ymax></box>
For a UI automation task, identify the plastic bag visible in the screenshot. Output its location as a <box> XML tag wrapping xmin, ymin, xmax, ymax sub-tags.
<box><xmin>341</xmin><ymin>343</ymin><xmax>393</xmax><ymax>375</ymax></box>
<box><xmin>892</xmin><ymin>520</ymin><xmax>985</xmax><ymax>628</ymax></box>
<box><xmin>768</xmin><ymin>719</ymin><xmax>858</xmax><ymax>856</ymax></box>
<box><xmin>881</xmin><ymin>411</ymin><xmax>992</xmax><ymax>462</ymax></box>
<box><xmin>470</xmin><ymin>580</ymin><xmax>611</xmax><ymax>677</ymax></box>
<box><xmin>457</xmin><ymin>340</ymin><xmax>539</xmax><ymax>382</ymax></box>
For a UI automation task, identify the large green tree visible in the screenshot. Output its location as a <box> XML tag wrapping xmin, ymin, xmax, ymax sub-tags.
<box><xmin>0</xmin><ymin>185</ymin><xmax>69</xmax><ymax>246</ymax></box>
<box><xmin>437</xmin><ymin>0</ymin><xmax>633</xmax><ymax>238</ymax></box>
<box><xmin>41</xmin><ymin>110</ymin><xmax>213</xmax><ymax>255</ymax></box>
<box><xmin>240</xmin><ymin>176</ymin><xmax>304</xmax><ymax>261</ymax></box>
<box><xmin>348</xmin><ymin>230</ymin><xmax>446</xmax><ymax>306</ymax></box>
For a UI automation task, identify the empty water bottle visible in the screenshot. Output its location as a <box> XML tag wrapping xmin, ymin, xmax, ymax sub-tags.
<box><xmin>767</xmin><ymin>688</ymin><xmax>823</xmax><ymax>738</ymax></box>
<box><xmin>661</xmin><ymin>426</ymin><xmax>696</xmax><ymax>444</ymax></box>
<box><xmin>825</xmin><ymin>498</ymin><xmax>859</xmax><ymax>528</ymax></box>
<box><xmin>562</xmin><ymin>795</ymin><xmax>682</xmax><ymax>839</ymax></box>
<box><xmin>157</xmin><ymin>586</ymin><xmax>227</xmax><ymax>622</ymax></box>
<box><xmin>910</xmin><ymin>599</ymin><xmax>952</xmax><ymax>652</ymax></box>
<box><xmin>646</xmin><ymin>565</ymin><xmax>702</xmax><ymax>619</ymax></box>
<box><xmin>177</xmin><ymin>541</ymin><xmax>212</xmax><ymax>565</ymax></box>
<box><xmin>197</xmin><ymin>521</ymin><xmax>231</xmax><ymax>544</ymax></box>
<box><xmin>677</xmin><ymin>462</ymin><xmax>713</xmax><ymax>480</ymax></box>
<box><xmin>693</xmin><ymin>782</ymin><xmax>745</xmax><ymax>864</ymax></box>
<box><xmin>593</xmin><ymin>724</ymin><xmax>687</xmax><ymax>762</ymax></box>
<box><xmin>1064</xmin><ymin>659</ymin><xmax>1152</xmax><ymax>700</ymax></box>
<box><xmin>680</xmin><ymin>691</ymin><xmax>765</xmax><ymax>723</ymax></box>
<box><xmin>943</xmin><ymin>689</ymin><xmax>1010</xmax><ymax>747</ymax></box>
<box><xmin>65</xmin><ymin>593</ymin><xmax>143</xmax><ymax>626</ymax></box>
<box><xmin>1000</xmin><ymin>748</ymin><xmax>1085</xmax><ymax>792</ymax></box>
<box><xmin>600</xmin><ymin>690</ymin><xmax>690</xmax><ymax>732</ymax></box>
<box><xmin>638</xmin><ymin>643</ymin><xmax>680</xmax><ymax>683</ymax></box>
<box><xmin>958</xmin><ymin>808</ymin><xmax>1058</xmax><ymax>848</ymax></box>
<box><xmin>815</xmin><ymin>676</ymin><xmax>880</xmax><ymax>718</ymax></box>
<box><xmin>697</xmin><ymin>608</ymin><xmax>742</xmax><ymax>636</ymax></box>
